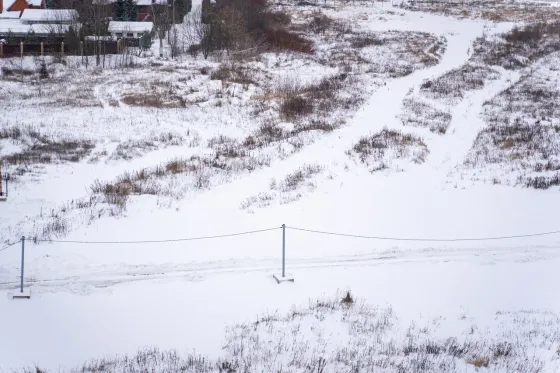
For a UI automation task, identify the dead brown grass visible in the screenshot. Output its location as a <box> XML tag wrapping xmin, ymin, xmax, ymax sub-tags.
<box><xmin>122</xmin><ymin>92</ymin><xmax>185</xmax><ymax>108</ymax></box>
<box><xmin>466</xmin><ymin>356</ymin><xmax>490</xmax><ymax>368</ymax></box>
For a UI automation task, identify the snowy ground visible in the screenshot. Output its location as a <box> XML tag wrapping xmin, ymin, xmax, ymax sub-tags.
<box><xmin>2</xmin><ymin>0</ymin><xmax>560</xmax><ymax>371</ymax></box>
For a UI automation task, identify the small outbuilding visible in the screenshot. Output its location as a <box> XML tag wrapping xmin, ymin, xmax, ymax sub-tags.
<box><xmin>108</xmin><ymin>21</ymin><xmax>153</xmax><ymax>39</ymax></box>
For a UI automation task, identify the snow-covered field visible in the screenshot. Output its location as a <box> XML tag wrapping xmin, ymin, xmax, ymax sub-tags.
<box><xmin>2</xmin><ymin>0</ymin><xmax>560</xmax><ymax>371</ymax></box>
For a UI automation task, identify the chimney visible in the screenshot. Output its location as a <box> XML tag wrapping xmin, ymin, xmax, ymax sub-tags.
<box><xmin>0</xmin><ymin>0</ymin><xmax>4</xmax><ymax>14</ymax></box>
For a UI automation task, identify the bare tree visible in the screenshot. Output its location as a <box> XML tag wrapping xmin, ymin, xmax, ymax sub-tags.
<box><xmin>150</xmin><ymin>2</ymin><xmax>169</xmax><ymax>57</ymax></box>
<box><xmin>74</xmin><ymin>0</ymin><xmax>113</xmax><ymax>66</ymax></box>
<box><xmin>182</xmin><ymin>5</ymin><xmax>212</xmax><ymax>58</ymax></box>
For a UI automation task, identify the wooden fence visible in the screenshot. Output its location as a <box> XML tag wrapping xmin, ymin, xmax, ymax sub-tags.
<box><xmin>0</xmin><ymin>39</ymin><xmax>140</xmax><ymax>58</ymax></box>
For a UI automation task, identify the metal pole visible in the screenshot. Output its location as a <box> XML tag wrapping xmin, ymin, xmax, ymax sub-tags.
<box><xmin>20</xmin><ymin>236</ymin><xmax>25</xmax><ymax>293</ymax></box>
<box><xmin>282</xmin><ymin>224</ymin><xmax>286</xmax><ymax>277</ymax></box>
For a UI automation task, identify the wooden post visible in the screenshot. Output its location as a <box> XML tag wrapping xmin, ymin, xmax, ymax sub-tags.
<box><xmin>40</xmin><ymin>42</ymin><xmax>44</xmax><ymax>57</ymax></box>
<box><xmin>0</xmin><ymin>162</ymin><xmax>3</xmax><ymax>197</ymax></box>
<box><xmin>20</xmin><ymin>41</ymin><xmax>23</xmax><ymax>58</ymax></box>
<box><xmin>80</xmin><ymin>41</ymin><xmax>83</xmax><ymax>61</ymax></box>
<box><xmin>0</xmin><ymin>43</ymin><xmax>3</xmax><ymax>58</ymax></box>
<box><xmin>61</xmin><ymin>41</ymin><xmax>64</xmax><ymax>58</ymax></box>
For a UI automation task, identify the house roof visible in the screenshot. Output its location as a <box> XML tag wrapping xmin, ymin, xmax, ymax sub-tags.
<box><xmin>0</xmin><ymin>11</ymin><xmax>21</xmax><ymax>19</ymax></box>
<box><xmin>0</xmin><ymin>19</ymin><xmax>70</xmax><ymax>34</ymax></box>
<box><xmin>108</xmin><ymin>21</ymin><xmax>153</xmax><ymax>33</ymax></box>
<box><xmin>20</xmin><ymin>8</ymin><xmax>78</xmax><ymax>22</ymax></box>
<box><xmin>136</xmin><ymin>0</ymin><xmax>167</xmax><ymax>5</ymax></box>
<box><xmin>93</xmin><ymin>0</ymin><xmax>167</xmax><ymax>4</ymax></box>
<box><xmin>1</xmin><ymin>0</ymin><xmax>17</xmax><ymax>12</ymax></box>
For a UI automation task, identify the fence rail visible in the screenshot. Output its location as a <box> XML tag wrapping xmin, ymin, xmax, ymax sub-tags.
<box><xmin>0</xmin><ymin>40</ymin><xmax>140</xmax><ymax>58</ymax></box>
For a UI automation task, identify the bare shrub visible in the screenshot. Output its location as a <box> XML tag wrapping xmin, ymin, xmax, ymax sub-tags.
<box><xmin>404</xmin><ymin>0</ymin><xmax>560</xmax><ymax>22</ymax></box>
<box><xmin>89</xmin><ymin>148</ymin><xmax>270</xmax><ymax>207</ymax></box>
<box><xmin>1</xmin><ymin>66</ymin><xmax>34</xmax><ymax>77</ymax></box>
<box><xmin>341</xmin><ymin>291</ymin><xmax>354</xmax><ymax>304</ymax></box>
<box><xmin>280</xmin><ymin>96</ymin><xmax>313</xmax><ymax>120</ymax></box>
<box><xmin>210</xmin><ymin>64</ymin><xmax>254</xmax><ymax>85</ymax></box>
<box><xmin>492</xmin><ymin>342</ymin><xmax>513</xmax><ymax>358</ymax></box>
<box><xmin>465</xmin><ymin>123</ymin><xmax>560</xmax><ymax>177</ymax></box>
<box><xmin>0</xmin><ymin>126</ymin><xmax>24</xmax><ymax>140</ymax></box>
<box><xmin>350</xmin><ymin>35</ymin><xmax>383</xmax><ymax>48</ymax></box>
<box><xmin>16</xmin><ymin>296</ymin><xmax>560</xmax><ymax>373</ymax></box>
<box><xmin>400</xmin><ymin>98</ymin><xmax>452</xmax><ymax>134</ymax></box>
<box><xmin>267</xmin><ymin>10</ymin><xmax>291</xmax><ymax>26</ymax></box>
<box><xmin>279</xmin><ymin>164</ymin><xmax>323</xmax><ymax>192</ymax></box>
<box><xmin>265</xmin><ymin>29</ymin><xmax>314</xmax><ymax>54</ymax></box>
<box><xmin>523</xmin><ymin>174</ymin><xmax>560</xmax><ymax>189</ymax></box>
<box><xmin>473</xmin><ymin>22</ymin><xmax>560</xmax><ymax>69</ymax></box>
<box><xmin>308</xmin><ymin>12</ymin><xmax>334</xmax><ymax>34</ymax></box>
<box><xmin>290</xmin><ymin>120</ymin><xmax>337</xmax><ymax>136</ymax></box>
<box><xmin>110</xmin><ymin>133</ymin><xmax>186</xmax><ymax>161</ymax></box>
<box><xmin>351</xmin><ymin>129</ymin><xmax>429</xmax><ymax>171</ymax></box>
<box><xmin>420</xmin><ymin>63</ymin><xmax>499</xmax><ymax>101</ymax></box>
<box><xmin>274</xmin><ymin>73</ymin><xmax>349</xmax><ymax>121</ymax></box>
<box><xmin>122</xmin><ymin>92</ymin><xmax>184</xmax><ymax>108</ymax></box>
<box><xmin>4</xmin><ymin>139</ymin><xmax>95</xmax><ymax>166</ymax></box>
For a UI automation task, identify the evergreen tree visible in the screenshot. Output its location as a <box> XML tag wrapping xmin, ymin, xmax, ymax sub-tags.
<box><xmin>64</xmin><ymin>26</ymin><xmax>81</xmax><ymax>54</ymax></box>
<box><xmin>45</xmin><ymin>0</ymin><xmax>56</xmax><ymax>8</ymax></box>
<box><xmin>115</xmin><ymin>0</ymin><xmax>126</xmax><ymax>21</ymax></box>
<box><xmin>5</xmin><ymin>30</ymin><xmax>17</xmax><ymax>44</ymax></box>
<box><xmin>124</xmin><ymin>0</ymin><xmax>138</xmax><ymax>21</ymax></box>
<box><xmin>24</xmin><ymin>30</ymin><xmax>39</xmax><ymax>44</ymax></box>
<box><xmin>174</xmin><ymin>0</ymin><xmax>192</xmax><ymax>21</ymax></box>
<box><xmin>139</xmin><ymin>31</ymin><xmax>153</xmax><ymax>51</ymax></box>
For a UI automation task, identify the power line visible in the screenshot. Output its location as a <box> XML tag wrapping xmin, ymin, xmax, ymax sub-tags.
<box><xmin>33</xmin><ymin>227</ymin><xmax>281</xmax><ymax>245</ymax></box>
<box><xmin>5</xmin><ymin>225</ymin><xmax>560</xmax><ymax>247</ymax></box>
<box><xmin>0</xmin><ymin>241</ymin><xmax>19</xmax><ymax>252</ymax></box>
<box><xmin>287</xmin><ymin>226</ymin><xmax>560</xmax><ymax>242</ymax></box>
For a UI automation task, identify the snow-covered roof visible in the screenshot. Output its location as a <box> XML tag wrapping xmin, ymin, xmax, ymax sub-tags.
<box><xmin>93</xmin><ymin>0</ymin><xmax>166</xmax><ymax>4</ymax></box>
<box><xmin>1</xmin><ymin>0</ymin><xmax>17</xmax><ymax>12</ymax></box>
<box><xmin>0</xmin><ymin>11</ymin><xmax>20</xmax><ymax>19</ymax></box>
<box><xmin>136</xmin><ymin>0</ymin><xmax>167</xmax><ymax>5</ymax></box>
<box><xmin>27</xmin><ymin>0</ymin><xmax>43</xmax><ymax>6</ymax></box>
<box><xmin>108</xmin><ymin>21</ymin><xmax>153</xmax><ymax>33</ymax></box>
<box><xmin>20</xmin><ymin>9</ymin><xmax>78</xmax><ymax>22</ymax></box>
<box><xmin>0</xmin><ymin>19</ymin><xmax>70</xmax><ymax>35</ymax></box>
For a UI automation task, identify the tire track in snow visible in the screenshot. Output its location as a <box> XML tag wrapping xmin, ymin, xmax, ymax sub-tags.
<box><xmin>184</xmin><ymin>19</ymin><xmax>489</xmax><ymax>212</ymax></box>
<box><xmin>1</xmin><ymin>243</ymin><xmax>557</xmax><ymax>292</ymax></box>
<box><xmin>422</xmin><ymin>67</ymin><xmax>522</xmax><ymax>176</ymax></box>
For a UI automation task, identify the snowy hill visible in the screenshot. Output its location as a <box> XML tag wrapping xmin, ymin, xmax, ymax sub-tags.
<box><xmin>2</xmin><ymin>0</ymin><xmax>560</xmax><ymax>371</ymax></box>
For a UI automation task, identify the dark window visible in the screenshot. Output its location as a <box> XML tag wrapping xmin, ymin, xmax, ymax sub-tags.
<box><xmin>127</xmin><ymin>32</ymin><xmax>134</xmax><ymax>37</ymax></box>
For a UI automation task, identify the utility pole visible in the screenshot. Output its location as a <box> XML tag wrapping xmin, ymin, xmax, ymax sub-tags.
<box><xmin>273</xmin><ymin>224</ymin><xmax>294</xmax><ymax>284</ymax></box>
<box><xmin>0</xmin><ymin>161</ymin><xmax>7</xmax><ymax>200</ymax></box>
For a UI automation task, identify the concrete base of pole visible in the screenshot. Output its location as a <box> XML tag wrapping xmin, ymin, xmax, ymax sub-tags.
<box><xmin>0</xmin><ymin>196</ymin><xmax>6</xmax><ymax>202</ymax></box>
<box><xmin>11</xmin><ymin>288</ymin><xmax>31</xmax><ymax>299</ymax></box>
<box><xmin>273</xmin><ymin>273</ymin><xmax>294</xmax><ymax>284</ymax></box>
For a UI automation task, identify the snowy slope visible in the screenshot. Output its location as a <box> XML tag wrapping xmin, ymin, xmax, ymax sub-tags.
<box><xmin>2</xmin><ymin>1</ymin><xmax>560</xmax><ymax>371</ymax></box>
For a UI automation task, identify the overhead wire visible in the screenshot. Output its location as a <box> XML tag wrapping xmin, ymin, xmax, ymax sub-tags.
<box><xmin>0</xmin><ymin>241</ymin><xmax>19</xmax><ymax>252</ymax></box>
<box><xmin>32</xmin><ymin>226</ymin><xmax>281</xmax><ymax>244</ymax></box>
<box><xmin>286</xmin><ymin>226</ymin><xmax>560</xmax><ymax>242</ymax></box>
